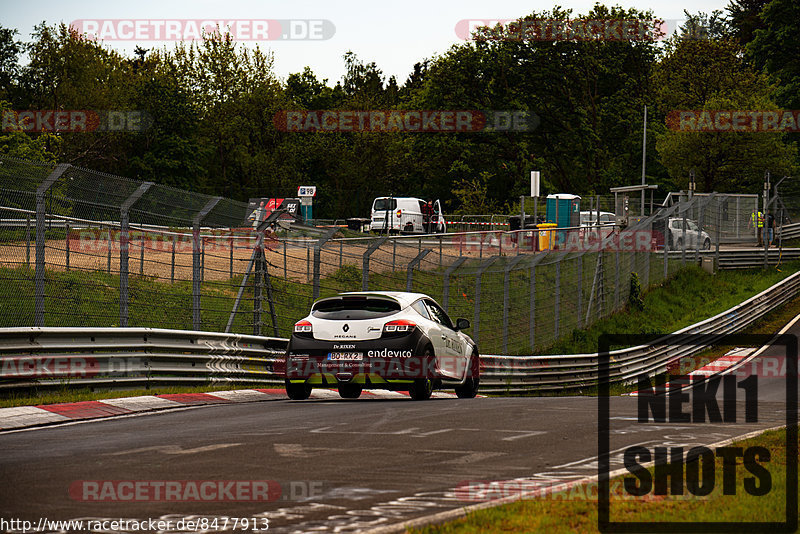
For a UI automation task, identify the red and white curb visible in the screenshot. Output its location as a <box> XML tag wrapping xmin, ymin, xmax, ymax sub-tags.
<box><xmin>625</xmin><ymin>347</ymin><xmax>757</xmax><ymax>396</ymax></box>
<box><xmin>0</xmin><ymin>389</ymin><xmax>465</xmax><ymax>431</ymax></box>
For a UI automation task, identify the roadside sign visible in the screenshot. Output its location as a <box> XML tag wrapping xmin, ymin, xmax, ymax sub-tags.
<box><xmin>298</xmin><ymin>186</ymin><xmax>317</xmax><ymax>197</ymax></box>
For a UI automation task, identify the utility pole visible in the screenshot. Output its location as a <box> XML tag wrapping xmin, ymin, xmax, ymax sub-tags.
<box><xmin>641</xmin><ymin>105</ymin><xmax>647</xmax><ymax>216</ymax></box>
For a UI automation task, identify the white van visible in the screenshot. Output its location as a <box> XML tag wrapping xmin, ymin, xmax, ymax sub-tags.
<box><xmin>370</xmin><ymin>197</ymin><xmax>446</xmax><ymax>234</ymax></box>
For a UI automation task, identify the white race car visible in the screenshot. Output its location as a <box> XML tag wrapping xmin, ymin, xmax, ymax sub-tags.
<box><xmin>284</xmin><ymin>291</ymin><xmax>479</xmax><ymax>400</ymax></box>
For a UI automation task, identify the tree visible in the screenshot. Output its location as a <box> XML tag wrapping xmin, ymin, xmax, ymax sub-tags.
<box><xmin>653</xmin><ymin>32</ymin><xmax>796</xmax><ymax>191</ymax></box>
<box><xmin>726</xmin><ymin>0</ymin><xmax>769</xmax><ymax>46</ymax></box>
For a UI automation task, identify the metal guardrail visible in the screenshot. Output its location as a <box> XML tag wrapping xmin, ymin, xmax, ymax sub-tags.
<box><xmin>0</xmin><ymin>327</ymin><xmax>287</xmax><ymax>390</ymax></box>
<box><xmin>1</xmin><ymin>269</ymin><xmax>799</xmax><ymax>394</ymax></box>
<box><xmin>479</xmin><ymin>269</ymin><xmax>800</xmax><ymax>393</ymax></box>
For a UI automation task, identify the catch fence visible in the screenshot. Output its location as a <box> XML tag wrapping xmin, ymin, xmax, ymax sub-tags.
<box><xmin>0</xmin><ymin>155</ymin><xmax>776</xmax><ymax>355</ymax></box>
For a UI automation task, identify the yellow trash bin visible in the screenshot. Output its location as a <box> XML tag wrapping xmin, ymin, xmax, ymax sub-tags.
<box><xmin>537</xmin><ymin>223</ymin><xmax>557</xmax><ymax>251</ymax></box>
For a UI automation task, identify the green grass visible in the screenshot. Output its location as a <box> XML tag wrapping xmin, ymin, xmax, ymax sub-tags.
<box><xmin>543</xmin><ymin>263</ymin><xmax>800</xmax><ymax>355</ymax></box>
<box><xmin>411</xmin><ymin>427</ymin><xmax>795</xmax><ymax>533</ymax></box>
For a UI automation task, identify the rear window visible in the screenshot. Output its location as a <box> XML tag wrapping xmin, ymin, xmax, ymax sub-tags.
<box><xmin>312</xmin><ymin>296</ymin><xmax>401</xmax><ymax>320</ymax></box>
<box><xmin>373</xmin><ymin>199</ymin><xmax>397</xmax><ymax>211</ymax></box>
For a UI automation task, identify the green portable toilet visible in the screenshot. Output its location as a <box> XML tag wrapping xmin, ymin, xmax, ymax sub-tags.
<box><xmin>545</xmin><ymin>194</ymin><xmax>581</xmax><ymax>227</ymax></box>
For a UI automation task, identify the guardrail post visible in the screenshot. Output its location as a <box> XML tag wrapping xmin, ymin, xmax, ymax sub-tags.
<box><xmin>313</xmin><ymin>227</ymin><xmax>337</xmax><ymax>299</ymax></box>
<box><xmin>193</xmin><ymin>197</ymin><xmax>222</xmax><ymax>330</ymax></box>
<box><xmin>474</xmin><ymin>256</ymin><xmax>498</xmax><ymax>346</ymax></box>
<box><xmin>503</xmin><ymin>255</ymin><xmax>525</xmax><ymax>353</ymax></box>
<box><xmin>407</xmin><ymin>249</ymin><xmax>432</xmax><ymax>291</ymax></box>
<box><xmin>443</xmin><ymin>256</ymin><xmax>467</xmax><ymax>313</ymax></box>
<box><xmin>230</xmin><ymin>235</ymin><xmax>234</xmax><ymax>278</ymax></box>
<box><xmin>34</xmin><ymin>164</ymin><xmax>69</xmax><ymax>327</ymax></box>
<box><xmin>362</xmin><ymin>237</ymin><xmax>387</xmax><ymax>290</ymax></box>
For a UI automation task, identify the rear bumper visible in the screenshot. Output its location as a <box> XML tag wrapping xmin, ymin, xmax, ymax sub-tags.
<box><xmin>285</xmin><ymin>332</ymin><xmax>437</xmax><ymax>384</ymax></box>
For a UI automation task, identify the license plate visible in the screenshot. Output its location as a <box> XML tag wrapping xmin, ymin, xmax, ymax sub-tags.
<box><xmin>327</xmin><ymin>352</ymin><xmax>363</xmax><ymax>361</ymax></box>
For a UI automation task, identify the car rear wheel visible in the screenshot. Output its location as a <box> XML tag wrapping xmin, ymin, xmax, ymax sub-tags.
<box><xmin>338</xmin><ymin>383</ymin><xmax>362</xmax><ymax>399</ymax></box>
<box><xmin>409</xmin><ymin>347</ymin><xmax>435</xmax><ymax>401</ymax></box>
<box><xmin>285</xmin><ymin>379</ymin><xmax>312</xmax><ymax>400</ymax></box>
<box><xmin>675</xmin><ymin>237</ymin><xmax>683</xmax><ymax>250</ymax></box>
<box><xmin>703</xmin><ymin>238</ymin><xmax>711</xmax><ymax>250</ymax></box>
<box><xmin>455</xmin><ymin>353</ymin><xmax>480</xmax><ymax>399</ymax></box>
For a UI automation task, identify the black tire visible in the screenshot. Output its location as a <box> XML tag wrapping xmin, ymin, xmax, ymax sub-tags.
<box><xmin>409</xmin><ymin>347</ymin><xmax>435</xmax><ymax>401</ymax></box>
<box><xmin>285</xmin><ymin>379</ymin><xmax>311</xmax><ymax>400</ymax></box>
<box><xmin>338</xmin><ymin>383</ymin><xmax>362</xmax><ymax>399</ymax></box>
<box><xmin>703</xmin><ymin>238</ymin><xmax>711</xmax><ymax>250</ymax></box>
<box><xmin>455</xmin><ymin>352</ymin><xmax>480</xmax><ymax>399</ymax></box>
<box><xmin>675</xmin><ymin>237</ymin><xmax>683</xmax><ymax>250</ymax></box>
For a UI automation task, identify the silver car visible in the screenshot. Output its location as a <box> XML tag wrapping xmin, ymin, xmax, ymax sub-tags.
<box><xmin>668</xmin><ymin>218</ymin><xmax>711</xmax><ymax>250</ymax></box>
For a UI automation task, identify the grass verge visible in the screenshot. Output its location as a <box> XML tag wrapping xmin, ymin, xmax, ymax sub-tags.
<box><xmin>411</xmin><ymin>427</ymin><xmax>795</xmax><ymax>533</ymax></box>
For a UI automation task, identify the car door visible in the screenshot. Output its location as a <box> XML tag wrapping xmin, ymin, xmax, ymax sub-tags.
<box><xmin>433</xmin><ymin>199</ymin><xmax>445</xmax><ymax>233</ymax></box>
<box><xmin>424</xmin><ymin>299</ymin><xmax>467</xmax><ymax>379</ymax></box>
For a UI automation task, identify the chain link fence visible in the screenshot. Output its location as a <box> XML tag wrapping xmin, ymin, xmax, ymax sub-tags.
<box><xmin>0</xmin><ymin>155</ymin><xmax>774</xmax><ymax>355</ymax></box>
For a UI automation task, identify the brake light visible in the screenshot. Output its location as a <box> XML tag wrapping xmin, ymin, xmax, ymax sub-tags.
<box><xmin>396</xmin><ymin>209</ymin><xmax>402</xmax><ymax>219</ymax></box>
<box><xmin>294</xmin><ymin>320</ymin><xmax>313</xmax><ymax>333</ymax></box>
<box><xmin>383</xmin><ymin>319</ymin><xmax>416</xmax><ymax>333</ymax></box>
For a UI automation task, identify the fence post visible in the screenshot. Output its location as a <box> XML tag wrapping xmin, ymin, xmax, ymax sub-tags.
<box><xmin>193</xmin><ymin>197</ymin><xmax>221</xmax><ymax>330</ymax></box>
<box><xmin>65</xmin><ymin>222</ymin><xmax>70</xmax><ymax>271</ymax></box>
<box><xmin>716</xmin><ymin>201</ymin><xmax>721</xmax><ymax>269</ymax></box>
<box><xmin>107</xmin><ymin>230</ymin><xmax>111</xmax><ymax>273</ymax></box>
<box><xmin>442</xmin><ymin>256</ymin><xmax>467</xmax><ymax>313</ymax></box>
<box><xmin>407</xmin><ymin>249</ymin><xmax>432</xmax><ymax>292</ymax></box>
<box><xmin>253</xmin><ymin>246</ymin><xmax>263</xmax><ymax>336</ymax></box>
<box><xmin>119</xmin><ymin>182</ymin><xmax>155</xmax><ymax>327</ymax></box>
<box><xmin>140</xmin><ymin>235</ymin><xmax>145</xmax><ymax>275</ymax></box>
<box><xmin>362</xmin><ymin>237</ymin><xmax>386</xmax><ymax>290</ymax></box>
<box><xmin>473</xmin><ymin>256</ymin><xmax>498</xmax><ymax>347</ymax></box>
<box><xmin>171</xmin><ymin>236</ymin><xmax>176</xmax><ymax>283</ymax></box>
<box><xmin>503</xmin><ymin>255</ymin><xmax>525</xmax><ymax>353</ymax></box>
<box><xmin>439</xmin><ymin>235</ymin><xmax>443</xmax><ymax>267</ymax></box>
<box><xmin>339</xmin><ymin>240</ymin><xmax>343</xmax><ymax>269</ymax></box>
<box><xmin>34</xmin><ymin>164</ymin><xmax>69</xmax><ymax>327</ymax></box>
<box><xmin>530</xmin><ymin>262</ymin><xmax>535</xmax><ymax>350</ymax></box>
<box><xmin>682</xmin><ymin>213</ymin><xmax>687</xmax><ymax>266</ymax></box>
<box><xmin>664</xmin><ymin>216</ymin><xmax>669</xmax><ymax>280</ymax></box>
<box><xmin>313</xmin><ymin>227</ymin><xmax>337</xmax><ymax>300</ymax></box>
<box><xmin>229</xmin><ymin>235</ymin><xmax>234</xmax><ymax>279</ymax></box>
<box><xmin>577</xmin><ymin>254</ymin><xmax>583</xmax><ymax>328</ymax></box>
<box><xmin>554</xmin><ymin>260</ymin><xmax>560</xmax><ymax>340</ymax></box>
<box><xmin>283</xmin><ymin>239</ymin><xmax>288</xmax><ymax>280</ymax></box>
<box><xmin>614</xmin><ymin>250</ymin><xmax>620</xmax><ymax>309</ymax></box>
<box><xmin>26</xmin><ymin>214</ymin><xmax>30</xmax><ymax>267</ymax></box>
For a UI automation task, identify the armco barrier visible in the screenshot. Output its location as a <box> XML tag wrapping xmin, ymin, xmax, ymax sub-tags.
<box><xmin>0</xmin><ymin>328</ymin><xmax>287</xmax><ymax>390</ymax></box>
<box><xmin>480</xmin><ymin>269</ymin><xmax>800</xmax><ymax>393</ymax></box>
<box><xmin>1</xmin><ymin>269</ymin><xmax>799</xmax><ymax>394</ymax></box>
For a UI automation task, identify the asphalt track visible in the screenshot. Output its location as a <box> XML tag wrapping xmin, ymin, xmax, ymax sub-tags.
<box><xmin>1</xmin><ymin>324</ymin><xmax>797</xmax><ymax>533</ymax></box>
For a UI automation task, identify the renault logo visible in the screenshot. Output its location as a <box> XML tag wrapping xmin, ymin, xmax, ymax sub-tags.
<box><xmin>342</xmin><ymin>324</ymin><xmax>350</xmax><ymax>332</ymax></box>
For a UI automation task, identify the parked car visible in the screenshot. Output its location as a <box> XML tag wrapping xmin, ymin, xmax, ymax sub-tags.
<box><xmin>667</xmin><ymin>217</ymin><xmax>712</xmax><ymax>250</ymax></box>
<box><xmin>370</xmin><ymin>197</ymin><xmax>446</xmax><ymax>234</ymax></box>
<box><xmin>284</xmin><ymin>291</ymin><xmax>479</xmax><ymax>400</ymax></box>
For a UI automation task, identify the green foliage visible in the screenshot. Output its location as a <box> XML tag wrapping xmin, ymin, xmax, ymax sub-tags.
<box><xmin>628</xmin><ymin>272</ymin><xmax>644</xmax><ymax>310</ymax></box>
<box><xmin>329</xmin><ymin>264</ymin><xmax>362</xmax><ymax>290</ymax></box>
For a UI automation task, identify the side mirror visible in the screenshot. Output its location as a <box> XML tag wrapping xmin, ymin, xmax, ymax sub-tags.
<box><xmin>455</xmin><ymin>318</ymin><xmax>470</xmax><ymax>331</ymax></box>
